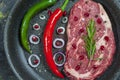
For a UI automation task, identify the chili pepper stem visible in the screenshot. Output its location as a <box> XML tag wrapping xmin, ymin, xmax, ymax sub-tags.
<box><xmin>61</xmin><ymin>0</ymin><xmax>69</xmax><ymax>11</ymax></box>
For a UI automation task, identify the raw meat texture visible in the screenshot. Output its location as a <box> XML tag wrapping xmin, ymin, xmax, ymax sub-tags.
<box><xmin>64</xmin><ymin>0</ymin><xmax>116</xmax><ymax>80</ymax></box>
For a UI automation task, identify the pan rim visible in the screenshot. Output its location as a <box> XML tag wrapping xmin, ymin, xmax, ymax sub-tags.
<box><xmin>4</xmin><ymin>0</ymin><xmax>24</xmax><ymax>80</ymax></box>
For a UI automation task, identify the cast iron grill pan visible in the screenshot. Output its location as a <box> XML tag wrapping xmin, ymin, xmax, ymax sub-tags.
<box><xmin>4</xmin><ymin>0</ymin><xmax>120</xmax><ymax>80</ymax></box>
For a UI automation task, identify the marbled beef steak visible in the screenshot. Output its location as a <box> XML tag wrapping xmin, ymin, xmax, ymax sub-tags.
<box><xmin>64</xmin><ymin>0</ymin><xmax>116</xmax><ymax>80</ymax></box>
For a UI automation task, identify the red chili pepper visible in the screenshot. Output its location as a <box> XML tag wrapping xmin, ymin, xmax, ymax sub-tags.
<box><xmin>43</xmin><ymin>0</ymin><xmax>69</xmax><ymax>78</ymax></box>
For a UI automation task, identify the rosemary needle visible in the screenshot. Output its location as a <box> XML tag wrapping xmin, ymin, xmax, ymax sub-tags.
<box><xmin>84</xmin><ymin>19</ymin><xmax>96</xmax><ymax>60</ymax></box>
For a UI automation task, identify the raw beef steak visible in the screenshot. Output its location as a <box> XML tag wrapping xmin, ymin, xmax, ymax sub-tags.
<box><xmin>64</xmin><ymin>0</ymin><xmax>116</xmax><ymax>80</ymax></box>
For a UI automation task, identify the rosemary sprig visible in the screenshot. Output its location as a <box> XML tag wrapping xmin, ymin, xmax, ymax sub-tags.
<box><xmin>84</xmin><ymin>19</ymin><xmax>96</xmax><ymax>60</ymax></box>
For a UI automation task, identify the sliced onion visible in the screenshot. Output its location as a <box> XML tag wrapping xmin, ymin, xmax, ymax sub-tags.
<box><xmin>29</xmin><ymin>35</ymin><xmax>40</xmax><ymax>44</ymax></box>
<box><xmin>28</xmin><ymin>54</ymin><xmax>40</xmax><ymax>68</ymax></box>
<box><xmin>62</xmin><ymin>17</ymin><xmax>68</xmax><ymax>24</ymax></box>
<box><xmin>57</xmin><ymin>27</ymin><xmax>65</xmax><ymax>34</ymax></box>
<box><xmin>39</xmin><ymin>14</ymin><xmax>46</xmax><ymax>20</ymax></box>
<box><xmin>53</xmin><ymin>38</ymin><xmax>65</xmax><ymax>49</ymax></box>
<box><xmin>33</xmin><ymin>23</ymin><xmax>40</xmax><ymax>30</ymax></box>
<box><xmin>53</xmin><ymin>52</ymin><xmax>66</xmax><ymax>66</ymax></box>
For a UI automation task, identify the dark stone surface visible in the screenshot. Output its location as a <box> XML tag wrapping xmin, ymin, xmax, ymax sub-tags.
<box><xmin>0</xmin><ymin>0</ymin><xmax>17</xmax><ymax>80</ymax></box>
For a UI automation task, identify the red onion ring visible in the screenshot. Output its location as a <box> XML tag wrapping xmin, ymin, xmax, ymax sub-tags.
<box><xmin>53</xmin><ymin>52</ymin><xmax>66</xmax><ymax>67</ymax></box>
<box><xmin>62</xmin><ymin>16</ymin><xmax>68</xmax><ymax>24</ymax></box>
<box><xmin>33</xmin><ymin>23</ymin><xmax>40</xmax><ymax>31</ymax></box>
<box><xmin>29</xmin><ymin>35</ymin><xmax>40</xmax><ymax>44</ymax></box>
<box><xmin>28</xmin><ymin>54</ymin><xmax>40</xmax><ymax>68</ymax></box>
<box><xmin>57</xmin><ymin>27</ymin><xmax>65</xmax><ymax>34</ymax></box>
<box><xmin>39</xmin><ymin>14</ymin><xmax>46</xmax><ymax>20</ymax></box>
<box><xmin>53</xmin><ymin>38</ymin><xmax>65</xmax><ymax>49</ymax></box>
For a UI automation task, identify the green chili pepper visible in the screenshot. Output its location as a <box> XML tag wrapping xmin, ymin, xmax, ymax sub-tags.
<box><xmin>21</xmin><ymin>0</ymin><xmax>57</xmax><ymax>53</ymax></box>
